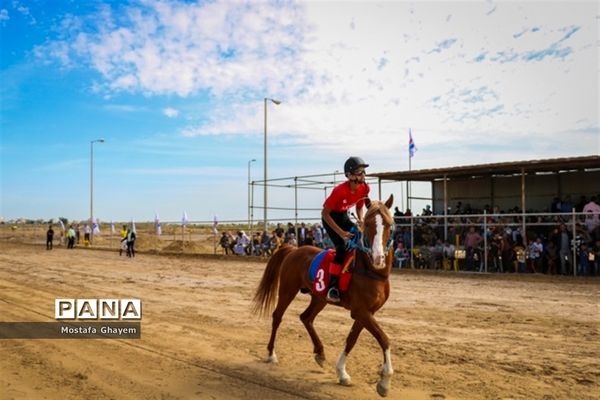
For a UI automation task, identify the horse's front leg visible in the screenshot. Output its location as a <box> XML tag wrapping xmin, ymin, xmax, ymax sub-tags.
<box><xmin>357</xmin><ymin>312</ymin><xmax>393</xmax><ymax>397</ymax></box>
<box><xmin>336</xmin><ymin>319</ymin><xmax>363</xmax><ymax>386</ymax></box>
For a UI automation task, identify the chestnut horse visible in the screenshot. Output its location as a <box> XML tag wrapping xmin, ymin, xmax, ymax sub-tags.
<box><xmin>252</xmin><ymin>195</ymin><xmax>395</xmax><ymax>396</ymax></box>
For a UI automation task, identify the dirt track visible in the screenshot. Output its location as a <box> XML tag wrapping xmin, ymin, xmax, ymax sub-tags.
<box><xmin>1</xmin><ymin>242</ymin><xmax>599</xmax><ymax>400</ymax></box>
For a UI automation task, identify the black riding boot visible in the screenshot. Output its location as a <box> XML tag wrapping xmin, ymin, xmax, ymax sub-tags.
<box><xmin>327</xmin><ymin>274</ymin><xmax>340</xmax><ymax>302</ymax></box>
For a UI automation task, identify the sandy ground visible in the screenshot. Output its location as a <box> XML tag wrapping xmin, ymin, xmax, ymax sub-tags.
<box><xmin>1</xmin><ymin>242</ymin><xmax>599</xmax><ymax>400</ymax></box>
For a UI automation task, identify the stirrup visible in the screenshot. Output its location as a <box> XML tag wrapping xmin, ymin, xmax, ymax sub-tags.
<box><xmin>327</xmin><ymin>287</ymin><xmax>340</xmax><ymax>302</ymax></box>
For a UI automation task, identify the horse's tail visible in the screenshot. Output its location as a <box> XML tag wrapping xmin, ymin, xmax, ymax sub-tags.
<box><xmin>252</xmin><ymin>244</ymin><xmax>296</xmax><ymax>317</ymax></box>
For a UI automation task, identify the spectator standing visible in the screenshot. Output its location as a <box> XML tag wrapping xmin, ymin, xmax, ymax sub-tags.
<box><xmin>46</xmin><ymin>225</ymin><xmax>54</xmax><ymax>250</ymax></box>
<box><xmin>527</xmin><ymin>237</ymin><xmax>544</xmax><ymax>273</ymax></box>
<box><xmin>578</xmin><ymin>243</ymin><xmax>590</xmax><ymax>276</ymax></box>
<box><xmin>442</xmin><ymin>240</ymin><xmax>456</xmax><ymax>271</ymax></box>
<box><xmin>500</xmin><ymin>234</ymin><xmax>514</xmax><ymax>273</ymax></box>
<box><xmin>464</xmin><ymin>226</ymin><xmax>483</xmax><ymax>271</ymax></box>
<box><xmin>119</xmin><ymin>225</ymin><xmax>128</xmax><ymax>256</ymax></box>
<box><xmin>313</xmin><ymin>224</ymin><xmax>323</xmax><ymax>248</ymax></box>
<box><xmin>560</xmin><ymin>196</ymin><xmax>574</xmax><ymax>213</ymax></box>
<box><xmin>490</xmin><ymin>235</ymin><xmax>502</xmax><ymax>272</ymax></box>
<box><xmin>556</xmin><ymin>224</ymin><xmax>573</xmax><ymax>275</ymax></box>
<box><xmin>544</xmin><ymin>240</ymin><xmax>559</xmax><ymax>275</ymax></box>
<box><xmin>592</xmin><ymin>239</ymin><xmax>600</xmax><ymax>276</ymax></box>
<box><xmin>220</xmin><ymin>232</ymin><xmax>233</xmax><ymax>255</ymax></box>
<box><xmin>126</xmin><ymin>227</ymin><xmax>136</xmax><ymax>257</ymax></box>
<box><xmin>67</xmin><ymin>225</ymin><xmax>76</xmax><ymax>249</ymax></box>
<box><xmin>83</xmin><ymin>224</ymin><xmax>91</xmax><ymax>245</ymax></box>
<box><xmin>514</xmin><ymin>239</ymin><xmax>526</xmax><ymax>273</ymax></box>
<box><xmin>583</xmin><ymin>196</ymin><xmax>600</xmax><ymax>233</ymax></box>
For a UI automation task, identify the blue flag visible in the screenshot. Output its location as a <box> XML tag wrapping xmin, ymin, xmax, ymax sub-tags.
<box><xmin>409</xmin><ymin>129</ymin><xmax>417</xmax><ymax>158</ymax></box>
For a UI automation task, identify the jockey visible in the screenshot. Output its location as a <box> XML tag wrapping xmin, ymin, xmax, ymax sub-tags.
<box><xmin>321</xmin><ymin>156</ymin><xmax>370</xmax><ymax>302</ymax></box>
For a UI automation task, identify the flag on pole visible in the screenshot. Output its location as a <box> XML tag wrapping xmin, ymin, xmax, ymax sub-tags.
<box><xmin>409</xmin><ymin>128</ymin><xmax>417</xmax><ymax>158</ymax></box>
<box><xmin>92</xmin><ymin>218</ymin><xmax>100</xmax><ymax>235</ymax></box>
<box><xmin>182</xmin><ymin>212</ymin><xmax>189</xmax><ymax>226</ymax></box>
<box><xmin>212</xmin><ymin>215</ymin><xmax>219</xmax><ymax>234</ymax></box>
<box><xmin>58</xmin><ymin>219</ymin><xmax>65</xmax><ymax>232</ymax></box>
<box><xmin>111</xmin><ymin>221</ymin><xmax>116</xmax><ymax>235</ymax></box>
<box><xmin>131</xmin><ymin>219</ymin><xmax>137</xmax><ymax>234</ymax></box>
<box><xmin>155</xmin><ymin>213</ymin><xmax>162</xmax><ymax>236</ymax></box>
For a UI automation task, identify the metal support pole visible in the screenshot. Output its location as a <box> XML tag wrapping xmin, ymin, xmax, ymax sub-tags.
<box><xmin>263</xmin><ymin>98</ymin><xmax>280</xmax><ymax>234</ymax></box>
<box><xmin>410</xmin><ymin>215</ymin><xmax>414</xmax><ymax>268</ymax></box>
<box><xmin>483</xmin><ymin>210</ymin><xmax>488</xmax><ymax>273</ymax></box>
<box><xmin>247</xmin><ymin>159</ymin><xmax>255</xmax><ymax>237</ymax></box>
<box><xmin>90</xmin><ymin>141</ymin><xmax>93</xmax><ymax>243</ymax></box>
<box><xmin>443</xmin><ymin>174</ymin><xmax>448</xmax><ymax>241</ymax></box>
<box><xmin>572</xmin><ymin>208</ymin><xmax>577</xmax><ymax>277</ymax></box>
<box><xmin>294</xmin><ymin>177</ymin><xmax>298</xmax><ymax>238</ymax></box>
<box><xmin>89</xmin><ymin>138</ymin><xmax>104</xmax><ymax>244</ymax></box>
<box><xmin>521</xmin><ymin>168</ymin><xmax>527</xmax><ymax>246</ymax></box>
<box><xmin>263</xmin><ymin>98</ymin><xmax>268</xmax><ymax>234</ymax></box>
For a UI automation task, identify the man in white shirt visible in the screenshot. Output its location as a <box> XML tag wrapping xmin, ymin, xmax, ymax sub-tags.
<box><xmin>583</xmin><ymin>196</ymin><xmax>600</xmax><ymax>232</ymax></box>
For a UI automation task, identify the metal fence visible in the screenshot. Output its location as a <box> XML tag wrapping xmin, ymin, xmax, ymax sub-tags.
<box><xmin>393</xmin><ymin>210</ymin><xmax>599</xmax><ymax>276</ymax></box>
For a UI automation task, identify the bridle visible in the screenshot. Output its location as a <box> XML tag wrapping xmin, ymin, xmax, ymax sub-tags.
<box><xmin>346</xmin><ymin>203</ymin><xmax>394</xmax><ymax>265</ymax></box>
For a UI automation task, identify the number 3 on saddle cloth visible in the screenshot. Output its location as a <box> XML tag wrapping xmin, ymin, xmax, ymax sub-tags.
<box><xmin>308</xmin><ymin>249</ymin><xmax>355</xmax><ymax>295</ymax></box>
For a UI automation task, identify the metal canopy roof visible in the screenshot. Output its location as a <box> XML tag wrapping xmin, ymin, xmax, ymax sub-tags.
<box><xmin>369</xmin><ymin>155</ymin><xmax>600</xmax><ymax>182</ymax></box>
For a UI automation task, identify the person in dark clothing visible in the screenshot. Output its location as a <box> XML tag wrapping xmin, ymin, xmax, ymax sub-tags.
<box><xmin>46</xmin><ymin>225</ymin><xmax>54</xmax><ymax>250</ymax></box>
<box><xmin>321</xmin><ymin>156</ymin><xmax>370</xmax><ymax>302</ymax></box>
<box><xmin>126</xmin><ymin>228</ymin><xmax>136</xmax><ymax>257</ymax></box>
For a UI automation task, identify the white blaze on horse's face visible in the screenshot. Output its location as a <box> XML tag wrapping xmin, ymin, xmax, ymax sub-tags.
<box><xmin>372</xmin><ymin>214</ymin><xmax>385</xmax><ymax>269</ymax></box>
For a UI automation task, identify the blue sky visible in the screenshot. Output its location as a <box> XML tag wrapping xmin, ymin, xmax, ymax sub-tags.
<box><xmin>1</xmin><ymin>0</ymin><xmax>598</xmax><ymax>223</ymax></box>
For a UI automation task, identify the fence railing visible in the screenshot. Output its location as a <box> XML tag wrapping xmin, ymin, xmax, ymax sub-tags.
<box><xmin>392</xmin><ymin>210</ymin><xmax>599</xmax><ymax>276</ymax></box>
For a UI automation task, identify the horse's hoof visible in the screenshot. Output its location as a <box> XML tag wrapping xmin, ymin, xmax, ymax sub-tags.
<box><xmin>376</xmin><ymin>381</ymin><xmax>389</xmax><ymax>397</ymax></box>
<box><xmin>314</xmin><ymin>353</ymin><xmax>326</xmax><ymax>367</ymax></box>
<box><xmin>265</xmin><ymin>354</ymin><xmax>278</xmax><ymax>364</ymax></box>
<box><xmin>339</xmin><ymin>377</ymin><xmax>352</xmax><ymax>386</ymax></box>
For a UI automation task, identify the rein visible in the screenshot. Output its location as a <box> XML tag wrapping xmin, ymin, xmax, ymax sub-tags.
<box><xmin>345</xmin><ymin>225</ymin><xmax>393</xmax><ymax>279</ymax></box>
<box><xmin>346</xmin><ymin>226</ymin><xmax>394</xmax><ymax>255</ymax></box>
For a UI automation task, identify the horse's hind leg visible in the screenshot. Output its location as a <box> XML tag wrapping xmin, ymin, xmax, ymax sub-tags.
<box><xmin>266</xmin><ymin>289</ymin><xmax>297</xmax><ymax>364</ymax></box>
<box><xmin>336</xmin><ymin>319</ymin><xmax>363</xmax><ymax>386</ymax></box>
<box><xmin>299</xmin><ymin>295</ymin><xmax>327</xmax><ymax>367</ymax></box>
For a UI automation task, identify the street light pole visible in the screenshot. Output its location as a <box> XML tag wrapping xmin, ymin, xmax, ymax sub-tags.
<box><xmin>248</xmin><ymin>158</ymin><xmax>256</xmax><ymax>235</ymax></box>
<box><xmin>90</xmin><ymin>138</ymin><xmax>105</xmax><ymax>243</ymax></box>
<box><xmin>264</xmin><ymin>97</ymin><xmax>280</xmax><ymax>234</ymax></box>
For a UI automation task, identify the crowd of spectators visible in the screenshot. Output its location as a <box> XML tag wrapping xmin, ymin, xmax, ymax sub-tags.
<box><xmin>219</xmin><ymin>222</ymin><xmax>333</xmax><ymax>257</ymax></box>
<box><xmin>392</xmin><ymin>195</ymin><xmax>600</xmax><ymax>276</ymax></box>
<box><xmin>221</xmin><ymin>194</ymin><xmax>600</xmax><ymax>277</ymax></box>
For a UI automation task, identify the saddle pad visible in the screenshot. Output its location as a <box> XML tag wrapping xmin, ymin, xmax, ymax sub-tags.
<box><xmin>308</xmin><ymin>249</ymin><xmax>353</xmax><ymax>294</ymax></box>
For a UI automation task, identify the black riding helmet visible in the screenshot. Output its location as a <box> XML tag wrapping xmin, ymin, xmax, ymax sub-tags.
<box><xmin>344</xmin><ymin>156</ymin><xmax>369</xmax><ymax>175</ymax></box>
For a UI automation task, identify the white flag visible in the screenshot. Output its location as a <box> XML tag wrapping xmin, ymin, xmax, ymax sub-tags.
<box><xmin>182</xmin><ymin>212</ymin><xmax>189</xmax><ymax>226</ymax></box>
<box><xmin>92</xmin><ymin>218</ymin><xmax>100</xmax><ymax>235</ymax></box>
<box><xmin>59</xmin><ymin>219</ymin><xmax>65</xmax><ymax>231</ymax></box>
<box><xmin>155</xmin><ymin>213</ymin><xmax>162</xmax><ymax>236</ymax></box>
<box><xmin>111</xmin><ymin>221</ymin><xmax>116</xmax><ymax>235</ymax></box>
<box><xmin>131</xmin><ymin>219</ymin><xmax>137</xmax><ymax>234</ymax></box>
<box><xmin>212</xmin><ymin>215</ymin><xmax>219</xmax><ymax>234</ymax></box>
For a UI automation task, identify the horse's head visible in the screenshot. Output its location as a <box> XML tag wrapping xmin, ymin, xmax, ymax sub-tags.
<box><xmin>362</xmin><ymin>194</ymin><xmax>394</xmax><ymax>269</ymax></box>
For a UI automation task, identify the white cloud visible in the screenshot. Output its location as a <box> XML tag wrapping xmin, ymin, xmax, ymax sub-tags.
<box><xmin>0</xmin><ymin>9</ymin><xmax>9</xmax><ymax>21</ymax></box>
<box><xmin>104</xmin><ymin>104</ymin><xmax>146</xmax><ymax>113</ymax></box>
<box><xmin>163</xmin><ymin>107</ymin><xmax>179</xmax><ymax>118</ymax></box>
<box><xmin>40</xmin><ymin>1</ymin><xmax>599</xmax><ymax>166</ymax></box>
